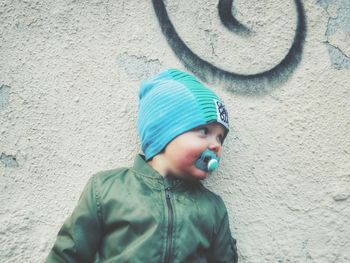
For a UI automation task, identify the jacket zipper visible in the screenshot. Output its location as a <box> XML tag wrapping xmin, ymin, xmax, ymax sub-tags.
<box><xmin>164</xmin><ymin>186</ymin><xmax>174</xmax><ymax>263</ymax></box>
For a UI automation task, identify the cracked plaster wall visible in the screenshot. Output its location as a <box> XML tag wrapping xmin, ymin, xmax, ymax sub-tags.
<box><xmin>0</xmin><ymin>0</ymin><xmax>349</xmax><ymax>262</ymax></box>
<box><xmin>318</xmin><ymin>0</ymin><xmax>350</xmax><ymax>68</ymax></box>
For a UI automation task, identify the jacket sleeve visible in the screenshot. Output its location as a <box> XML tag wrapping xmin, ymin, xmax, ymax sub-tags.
<box><xmin>46</xmin><ymin>176</ymin><xmax>103</xmax><ymax>263</ymax></box>
<box><xmin>208</xmin><ymin>209</ymin><xmax>238</xmax><ymax>263</ymax></box>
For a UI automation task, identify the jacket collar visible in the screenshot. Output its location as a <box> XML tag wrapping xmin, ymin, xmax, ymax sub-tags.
<box><xmin>132</xmin><ymin>154</ymin><xmax>201</xmax><ymax>190</ymax></box>
<box><xmin>132</xmin><ymin>154</ymin><xmax>163</xmax><ymax>179</ymax></box>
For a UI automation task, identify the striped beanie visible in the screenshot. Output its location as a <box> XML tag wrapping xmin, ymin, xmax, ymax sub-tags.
<box><xmin>137</xmin><ymin>68</ymin><xmax>229</xmax><ymax>160</ymax></box>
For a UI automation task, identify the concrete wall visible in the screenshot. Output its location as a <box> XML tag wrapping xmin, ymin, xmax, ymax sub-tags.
<box><xmin>0</xmin><ymin>0</ymin><xmax>349</xmax><ymax>262</ymax></box>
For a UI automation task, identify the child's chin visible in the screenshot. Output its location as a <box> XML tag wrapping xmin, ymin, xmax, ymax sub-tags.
<box><xmin>178</xmin><ymin>167</ymin><xmax>210</xmax><ymax>181</ymax></box>
<box><xmin>190</xmin><ymin>169</ymin><xmax>210</xmax><ymax>180</ymax></box>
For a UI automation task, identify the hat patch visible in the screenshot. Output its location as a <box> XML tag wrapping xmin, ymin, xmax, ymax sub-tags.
<box><xmin>214</xmin><ymin>99</ymin><xmax>229</xmax><ymax>129</ymax></box>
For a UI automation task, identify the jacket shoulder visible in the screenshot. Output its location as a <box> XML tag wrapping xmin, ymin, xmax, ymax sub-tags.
<box><xmin>93</xmin><ymin>167</ymin><xmax>130</xmax><ymax>184</ymax></box>
<box><xmin>196</xmin><ymin>183</ymin><xmax>228</xmax><ymax>214</ymax></box>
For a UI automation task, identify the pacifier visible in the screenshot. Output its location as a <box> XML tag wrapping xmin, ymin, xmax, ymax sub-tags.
<box><xmin>195</xmin><ymin>149</ymin><xmax>220</xmax><ymax>172</ymax></box>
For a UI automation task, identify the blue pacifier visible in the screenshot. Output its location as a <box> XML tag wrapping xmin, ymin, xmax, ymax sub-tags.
<box><xmin>195</xmin><ymin>149</ymin><xmax>220</xmax><ymax>172</ymax></box>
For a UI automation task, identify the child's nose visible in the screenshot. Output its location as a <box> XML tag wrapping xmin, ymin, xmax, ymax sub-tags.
<box><xmin>208</xmin><ymin>139</ymin><xmax>221</xmax><ymax>154</ymax></box>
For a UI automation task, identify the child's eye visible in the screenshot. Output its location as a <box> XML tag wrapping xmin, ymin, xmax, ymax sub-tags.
<box><xmin>217</xmin><ymin>134</ymin><xmax>224</xmax><ymax>145</ymax></box>
<box><xmin>198</xmin><ymin>127</ymin><xmax>209</xmax><ymax>135</ymax></box>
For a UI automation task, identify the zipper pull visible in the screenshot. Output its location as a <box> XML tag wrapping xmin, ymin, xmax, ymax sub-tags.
<box><xmin>165</xmin><ymin>187</ymin><xmax>172</xmax><ymax>199</ymax></box>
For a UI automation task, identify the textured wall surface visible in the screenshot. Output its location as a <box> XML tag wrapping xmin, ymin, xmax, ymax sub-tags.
<box><xmin>0</xmin><ymin>0</ymin><xmax>349</xmax><ymax>262</ymax></box>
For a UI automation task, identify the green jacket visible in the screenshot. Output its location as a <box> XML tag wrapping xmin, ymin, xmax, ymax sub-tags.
<box><xmin>47</xmin><ymin>155</ymin><xmax>238</xmax><ymax>263</ymax></box>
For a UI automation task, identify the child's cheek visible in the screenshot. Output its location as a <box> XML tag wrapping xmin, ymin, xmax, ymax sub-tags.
<box><xmin>182</xmin><ymin>149</ymin><xmax>202</xmax><ymax>165</ymax></box>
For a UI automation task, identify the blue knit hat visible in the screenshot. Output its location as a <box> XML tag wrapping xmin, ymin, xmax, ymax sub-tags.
<box><xmin>137</xmin><ymin>68</ymin><xmax>229</xmax><ymax>160</ymax></box>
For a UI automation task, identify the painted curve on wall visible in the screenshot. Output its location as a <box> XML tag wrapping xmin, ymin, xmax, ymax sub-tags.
<box><xmin>152</xmin><ymin>0</ymin><xmax>307</xmax><ymax>95</ymax></box>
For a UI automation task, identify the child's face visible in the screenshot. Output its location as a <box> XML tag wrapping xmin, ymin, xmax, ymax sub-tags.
<box><xmin>162</xmin><ymin>122</ymin><xmax>225</xmax><ymax>180</ymax></box>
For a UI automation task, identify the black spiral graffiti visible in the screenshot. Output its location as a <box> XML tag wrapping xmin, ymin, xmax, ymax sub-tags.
<box><xmin>218</xmin><ymin>0</ymin><xmax>252</xmax><ymax>36</ymax></box>
<box><xmin>152</xmin><ymin>0</ymin><xmax>307</xmax><ymax>95</ymax></box>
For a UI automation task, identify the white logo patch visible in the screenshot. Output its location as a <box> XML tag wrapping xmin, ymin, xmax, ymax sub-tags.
<box><xmin>213</xmin><ymin>99</ymin><xmax>229</xmax><ymax>129</ymax></box>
